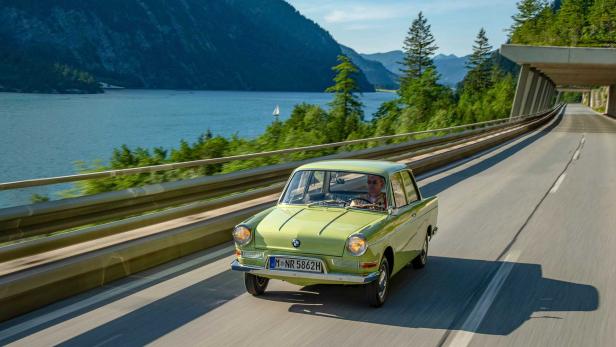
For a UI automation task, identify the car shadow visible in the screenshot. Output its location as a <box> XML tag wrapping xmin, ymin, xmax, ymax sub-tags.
<box><xmin>420</xmin><ymin>110</ymin><xmax>564</xmax><ymax>197</ymax></box>
<box><xmin>3</xmin><ymin>257</ymin><xmax>597</xmax><ymax>345</ymax></box>
<box><xmin>261</xmin><ymin>256</ymin><xmax>598</xmax><ymax>336</ymax></box>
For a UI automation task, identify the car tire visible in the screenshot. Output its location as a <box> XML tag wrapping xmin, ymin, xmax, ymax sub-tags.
<box><xmin>245</xmin><ymin>273</ymin><xmax>269</xmax><ymax>296</ymax></box>
<box><xmin>366</xmin><ymin>257</ymin><xmax>389</xmax><ymax>307</ymax></box>
<box><xmin>412</xmin><ymin>234</ymin><xmax>429</xmax><ymax>269</ymax></box>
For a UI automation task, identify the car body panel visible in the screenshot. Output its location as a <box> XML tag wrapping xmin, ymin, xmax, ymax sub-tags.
<box><xmin>232</xmin><ymin>159</ymin><xmax>438</xmax><ymax>286</ymax></box>
<box><xmin>255</xmin><ymin>206</ymin><xmax>387</xmax><ymax>256</ymax></box>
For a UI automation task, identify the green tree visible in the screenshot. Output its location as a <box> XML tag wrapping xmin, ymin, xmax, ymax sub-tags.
<box><xmin>400</xmin><ymin>12</ymin><xmax>438</xmax><ymax>91</ymax></box>
<box><xmin>586</xmin><ymin>0</ymin><xmax>616</xmax><ymax>45</ymax></box>
<box><xmin>509</xmin><ymin>0</ymin><xmax>544</xmax><ymax>36</ymax></box>
<box><xmin>325</xmin><ymin>55</ymin><xmax>364</xmax><ymax>141</ymax></box>
<box><xmin>555</xmin><ymin>0</ymin><xmax>589</xmax><ymax>45</ymax></box>
<box><xmin>462</xmin><ymin>28</ymin><xmax>494</xmax><ymax>94</ymax></box>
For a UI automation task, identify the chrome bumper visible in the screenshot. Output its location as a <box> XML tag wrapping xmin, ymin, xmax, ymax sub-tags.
<box><xmin>231</xmin><ymin>259</ymin><xmax>379</xmax><ymax>284</ymax></box>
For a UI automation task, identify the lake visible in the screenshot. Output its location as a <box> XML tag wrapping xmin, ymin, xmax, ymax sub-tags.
<box><xmin>0</xmin><ymin>89</ymin><xmax>396</xmax><ymax>207</ymax></box>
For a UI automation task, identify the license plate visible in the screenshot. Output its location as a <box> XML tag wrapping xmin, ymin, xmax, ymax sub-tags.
<box><xmin>269</xmin><ymin>257</ymin><xmax>323</xmax><ymax>273</ymax></box>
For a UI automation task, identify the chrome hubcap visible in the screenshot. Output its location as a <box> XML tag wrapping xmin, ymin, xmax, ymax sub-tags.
<box><xmin>378</xmin><ymin>264</ymin><xmax>388</xmax><ymax>300</ymax></box>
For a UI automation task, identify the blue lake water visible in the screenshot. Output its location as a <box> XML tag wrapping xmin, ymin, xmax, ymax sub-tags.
<box><xmin>0</xmin><ymin>89</ymin><xmax>396</xmax><ymax>207</ymax></box>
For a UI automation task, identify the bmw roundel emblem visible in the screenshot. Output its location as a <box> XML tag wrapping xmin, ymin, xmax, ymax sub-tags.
<box><xmin>292</xmin><ymin>239</ymin><xmax>301</xmax><ymax>248</ymax></box>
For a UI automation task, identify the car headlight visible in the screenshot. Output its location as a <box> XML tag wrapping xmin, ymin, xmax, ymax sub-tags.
<box><xmin>346</xmin><ymin>234</ymin><xmax>367</xmax><ymax>256</ymax></box>
<box><xmin>232</xmin><ymin>225</ymin><xmax>252</xmax><ymax>246</ymax></box>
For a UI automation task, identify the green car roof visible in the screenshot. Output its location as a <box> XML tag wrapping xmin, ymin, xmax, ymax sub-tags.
<box><xmin>295</xmin><ymin>160</ymin><xmax>407</xmax><ymax>176</ymax></box>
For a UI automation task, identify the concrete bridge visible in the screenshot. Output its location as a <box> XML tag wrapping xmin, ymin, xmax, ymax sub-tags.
<box><xmin>502</xmin><ymin>44</ymin><xmax>616</xmax><ymax>118</ymax></box>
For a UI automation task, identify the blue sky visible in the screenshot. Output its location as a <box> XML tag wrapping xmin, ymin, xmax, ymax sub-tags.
<box><xmin>286</xmin><ymin>0</ymin><xmax>518</xmax><ymax>56</ymax></box>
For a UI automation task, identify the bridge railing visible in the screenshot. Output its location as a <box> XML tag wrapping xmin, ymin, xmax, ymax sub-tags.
<box><xmin>0</xmin><ymin>113</ymin><xmax>539</xmax><ymax>191</ymax></box>
<box><xmin>0</xmin><ymin>106</ymin><xmax>562</xmax><ymax>245</ymax></box>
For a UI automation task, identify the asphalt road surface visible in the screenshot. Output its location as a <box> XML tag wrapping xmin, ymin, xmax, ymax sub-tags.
<box><xmin>1</xmin><ymin>104</ymin><xmax>615</xmax><ymax>347</ymax></box>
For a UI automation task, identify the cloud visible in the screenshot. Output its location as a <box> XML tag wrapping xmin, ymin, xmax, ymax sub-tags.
<box><xmin>323</xmin><ymin>7</ymin><xmax>400</xmax><ymax>24</ymax></box>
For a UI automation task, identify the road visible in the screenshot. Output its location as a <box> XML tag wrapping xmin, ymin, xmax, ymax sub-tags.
<box><xmin>1</xmin><ymin>104</ymin><xmax>615</xmax><ymax>346</ymax></box>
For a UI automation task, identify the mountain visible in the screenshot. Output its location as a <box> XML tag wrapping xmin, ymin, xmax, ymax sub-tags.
<box><xmin>361</xmin><ymin>51</ymin><xmax>470</xmax><ymax>88</ymax></box>
<box><xmin>360</xmin><ymin>51</ymin><xmax>405</xmax><ymax>76</ymax></box>
<box><xmin>433</xmin><ymin>54</ymin><xmax>470</xmax><ymax>87</ymax></box>
<box><xmin>0</xmin><ymin>0</ymin><xmax>374</xmax><ymax>93</ymax></box>
<box><xmin>340</xmin><ymin>45</ymin><xmax>399</xmax><ymax>90</ymax></box>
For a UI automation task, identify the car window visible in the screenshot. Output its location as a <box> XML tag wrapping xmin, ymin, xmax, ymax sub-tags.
<box><xmin>282</xmin><ymin>170</ymin><xmax>312</xmax><ymax>203</ymax></box>
<box><xmin>401</xmin><ymin>170</ymin><xmax>419</xmax><ymax>203</ymax></box>
<box><xmin>391</xmin><ymin>172</ymin><xmax>407</xmax><ymax>207</ymax></box>
<box><xmin>329</xmin><ymin>172</ymin><xmax>367</xmax><ymax>193</ymax></box>
<box><xmin>307</xmin><ymin>171</ymin><xmax>325</xmax><ymax>194</ymax></box>
<box><xmin>280</xmin><ymin>170</ymin><xmax>388</xmax><ymax>211</ymax></box>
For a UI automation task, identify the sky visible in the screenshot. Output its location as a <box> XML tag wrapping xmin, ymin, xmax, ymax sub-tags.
<box><xmin>285</xmin><ymin>0</ymin><xmax>518</xmax><ymax>56</ymax></box>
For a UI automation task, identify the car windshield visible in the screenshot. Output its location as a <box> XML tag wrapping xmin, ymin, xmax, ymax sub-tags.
<box><xmin>280</xmin><ymin>170</ymin><xmax>388</xmax><ymax>211</ymax></box>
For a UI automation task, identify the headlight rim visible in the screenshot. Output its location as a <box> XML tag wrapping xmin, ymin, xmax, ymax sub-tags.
<box><xmin>346</xmin><ymin>233</ymin><xmax>368</xmax><ymax>256</ymax></box>
<box><xmin>232</xmin><ymin>224</ymin><xmax>252</xmax><ymax>246</ymax></box>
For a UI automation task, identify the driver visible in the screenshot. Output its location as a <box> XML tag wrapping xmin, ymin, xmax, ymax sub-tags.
<box><xmin>351</xmin><ymin>175</ymin><xmax>387</xmax><ymax>209</ymax></box>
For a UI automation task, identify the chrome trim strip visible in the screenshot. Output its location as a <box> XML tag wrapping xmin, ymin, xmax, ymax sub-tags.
<box><xmin>231</xmin><ymin>260</ymin><xmax>379</xmax><ymax>283</ymax></box>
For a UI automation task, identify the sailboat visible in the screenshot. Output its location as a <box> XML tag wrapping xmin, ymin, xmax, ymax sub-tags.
<box><xmin>272</xmin><ymin>104</ymin><xmax>280</xmax><ymax>117</ymax></box>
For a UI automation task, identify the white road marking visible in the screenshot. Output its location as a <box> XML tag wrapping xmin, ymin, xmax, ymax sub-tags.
<box><xmin>550</xmin><ymin>173</ymin><xmax>567</xmax><ymax>194</ymax></box>
<box><xmin>0</xmin><ymin>246</ymin><xmax>234</xmax><ymax>342</ymax></box>
<box><xmin>444</xmin><ymin>250</ymin><xmax>521</xmax><ymax>347</ymax></box>
<box><xmin>573</xmin><ymin>149</ymin><xmax>581</xmax><ymax>160</ymax></box>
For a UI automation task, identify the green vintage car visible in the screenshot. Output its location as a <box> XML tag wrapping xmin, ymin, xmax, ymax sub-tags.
<box><xmin>231</xmin><ymin>159</ymin><xmax>438</xmax><ymax>306</ymax></box>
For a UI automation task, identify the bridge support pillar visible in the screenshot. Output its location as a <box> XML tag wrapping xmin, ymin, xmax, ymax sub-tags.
<box><xmin>545</xmin><ymin>84</ymin><xmax>553</xmax><ymax>109</ymax></box>
<box><xmin>538</xmin><ymin>81</ymin><xmax>549</xmax><ymax>111</ymax></box>
<box><xmin>546</xmin><ymin>83</ymin><xmax>555</xmax><ymax>108</ymax></box>
<box><xmin>527</xmin><ymin>74</ymin><xmax>543</xmax><ymax>115</ymax></box>
<box><xmin>510</xmin><ymin>64</ymin><xmax>531</xmax><ymax>119</ymax></box>
<box><xmin>607</xmin><ymin>85</ymin><xmax>616</xmax><ymax>117</ymax></box>
<box><xmin>590</xmin><ymin>89</ymin><xmax>598</xmax><ymax>109</ymax></box>
<box><xmin>522</xmin><ymin>70</ymin><xmax>539</xmax><ymax>116</ymax></box>
<box><xmin>531</xmin><ymin>78</ymin><xmax>543</xmax><ymax>114</ymax></box>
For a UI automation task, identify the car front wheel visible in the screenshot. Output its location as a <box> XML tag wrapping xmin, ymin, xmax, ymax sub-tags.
<box><xmin>412</xmin><ymin>234</ymin><xmax>429</xmax><ymax>269</ymax></box>
<box><xmin>366</xmin><ymin>257</ymin><xmax>389</xmax><ymax>307</ymax></box>
<box><xmin>245</xmin><ymin>273</ymin><xmax>269</xmax><ymax>296</ymax></box>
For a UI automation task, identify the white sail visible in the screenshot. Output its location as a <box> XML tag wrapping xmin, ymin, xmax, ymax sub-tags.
<box><xmin>273</xmin><ymin>105</ymin><xmax>280</xmax><ymax>116</ymax></box>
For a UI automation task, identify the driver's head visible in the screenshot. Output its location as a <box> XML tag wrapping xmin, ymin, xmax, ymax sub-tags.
<box><xmin>367</xmin><ymin>175</ymin><xmax>384</xmax><ymax>196</ymax></box>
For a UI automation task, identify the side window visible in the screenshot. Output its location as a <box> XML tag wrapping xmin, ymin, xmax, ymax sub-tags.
<box><xmin>391</xmin><ymin>172</ymin><xmax>407</xmax><ymax>207</ymax></box>
<box><xmin>307</xmin><ymin>171</ymin><xmax>325</xmax><ymax>194</ymax></box>
<box><xmin>401</xmin><ymin>170</ymin><xmax>419</xmax><ymax>203</ymax></box>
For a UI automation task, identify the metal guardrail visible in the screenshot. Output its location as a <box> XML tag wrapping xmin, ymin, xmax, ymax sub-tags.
<box><xmin>0</xmin><ymin>106</ymin><xmax>562</xmax><ymax>241</ymax></box>
<box><xmin>0</xmin><ymin>113</ymin><xmax>536</xmax><ymax>191</ymax></box>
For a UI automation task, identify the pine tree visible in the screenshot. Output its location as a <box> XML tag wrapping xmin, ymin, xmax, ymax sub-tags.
<box><xmin>400</xmin><ymin>12</ymin><xmax>438</xmax><ymax>86</ymax></box>
<box><xmin>556</xmin><ymin>0</ymin><xmax>589</xmax><ymax>45</ymax></box>
<box><xmin>462</xmin><ymin>28</ymin><xmax>494</xmax><ymax>93</ymax></box>
<box><xmin>586</xmin><ymin>0</ymin><xmax>616</xmax><ymax>45</ymax></box>
<box><xmin>325</xmin><ymin>55</ymin><xmax>364</xmax><ymax>141</ymax></box>
<box><xmin>509</xmin><ymin>0</ymin><xmax>544</xmax><ymax>35</ymax></box>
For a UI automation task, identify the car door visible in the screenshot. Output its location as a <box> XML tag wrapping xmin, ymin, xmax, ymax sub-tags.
<box><xmin>388</xmin><ymin>171</ymin><xmax>421</xmax><ymax>273</ymax></box>
<box><xmin>400</xmin><ymin>170</ymin><xmax>428</xmax><ymax>252</ymax></box>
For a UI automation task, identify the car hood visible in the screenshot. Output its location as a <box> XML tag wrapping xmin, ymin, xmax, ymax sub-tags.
<box><xmin>254</xmin><ymin>205</ymin><xmax>386</xmax><ymax>256</ymax></box>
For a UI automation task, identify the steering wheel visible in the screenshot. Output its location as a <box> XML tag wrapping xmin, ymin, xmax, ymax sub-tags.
<box><xmin>348</xmin><ymin>197</ymin><xmax>373</xmax><ymax>206</ymax></box>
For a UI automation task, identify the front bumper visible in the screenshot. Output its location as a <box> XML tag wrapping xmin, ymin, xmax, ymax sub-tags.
<box><xmin>231</xmin><ymin>259</ymin><xmax>379</xmax><ymax>284</ymax></box>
